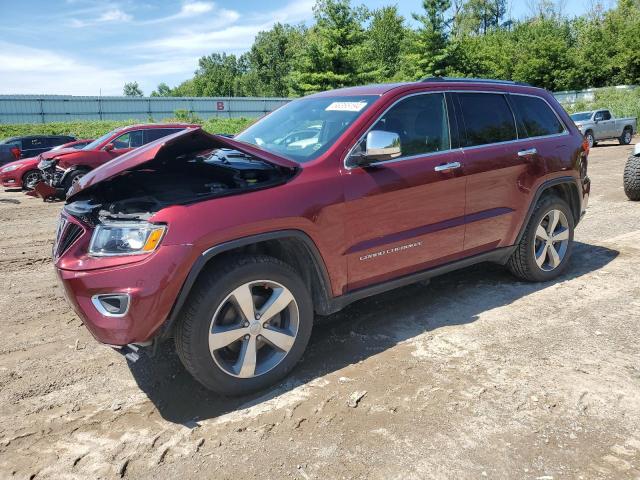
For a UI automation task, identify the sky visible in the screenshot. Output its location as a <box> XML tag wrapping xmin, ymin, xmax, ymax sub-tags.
<box><xmin>0</xmin><ymin>0</ymin><xmax>604</xmax><ymax>96</ymax></box>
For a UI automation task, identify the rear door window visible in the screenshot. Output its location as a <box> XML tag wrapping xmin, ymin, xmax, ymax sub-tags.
<box><xmin>22</xmin><ymin>137</ymin><xmax>46</xmax><ymax>150</ymax></box>
<box><xmin>144</xmin><ymin>128</ymin><xmax>182</xmax><ymax>144</ymax></box>
<box><xmin>46</xmin><ymin>137</ymin><xmax>68</xmax><ymax>147</ymax></box>
<box><xmin>457</xmin><ymin>93</ymin><xmax>517</xmax><ymax>147</ymax></box>
<box><xmin>510</xmin><ymin>95</ymin><xmax>565</xmax><ymax>138</ymax></box>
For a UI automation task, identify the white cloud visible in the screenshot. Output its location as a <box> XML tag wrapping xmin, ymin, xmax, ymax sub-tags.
<box><xmin>0</xmin><ymin>0</ymin><xmax>318</xmax><ymax>95</ymax></box>
<box><xmin>70</xmin><ymin>7</ymin><xmax>132</xmax><ymax>27</ymax></box>
<box><xmin>99</xmin><ymin>8</ymin><xmax>132</xmax><ymax>22</ymax></box>
<box><xmin>180</xmin><ymin>2</ymin><xmax>215</xmax><ymax>16</ymax></box>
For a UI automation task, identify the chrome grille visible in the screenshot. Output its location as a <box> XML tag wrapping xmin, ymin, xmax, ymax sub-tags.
<box><xmin>54</xmin><ymin>216</ymin><xmax>84</xmax><ymax>257</ymax></box>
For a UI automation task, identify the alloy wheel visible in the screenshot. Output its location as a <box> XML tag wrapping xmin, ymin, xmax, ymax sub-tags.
<box><xmin>625</xmin><ymin>130</ymin><xmax>632</xmax><ymax>143</ymax></box>
<box><xmin>24</xmin><ymin>171</ymin><xmax>42</xmax><ymax>189</ymax></box>
<box><xmin>586</xmin><ymin>133</ymin><xmax>594</xmax><ymax>148</ymax></box>
<box><xmin>208</xmin><ymin>280</ymin><xmax>299</xmax><ymax>378</ymax></box>
<box><xmin>533</xmin><ymin>209</ymin><xmax>570</xmax><ymax>271</ymax></box>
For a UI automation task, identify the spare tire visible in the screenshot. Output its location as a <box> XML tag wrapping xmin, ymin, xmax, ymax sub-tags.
<box><xmin>623</xmin><ymin>154</ymin><xmax>640</xmax><ymax>201</ymax></box>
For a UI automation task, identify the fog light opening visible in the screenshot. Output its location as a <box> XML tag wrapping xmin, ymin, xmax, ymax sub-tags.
<box><xmin>92</xmin><ymin>294</ymin><xmax>130</xmax><ymax>317</ymax></box>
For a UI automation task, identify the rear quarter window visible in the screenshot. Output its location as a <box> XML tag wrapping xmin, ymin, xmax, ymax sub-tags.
<box><xmin>457</xmin><ymin>93</ymin><xmax>517</xmax><ymax>147</ymax></box>
<box><xmin>510</xmin><ymin>95</ymin><xmax>565</xmax><ymax>138</ymax></box>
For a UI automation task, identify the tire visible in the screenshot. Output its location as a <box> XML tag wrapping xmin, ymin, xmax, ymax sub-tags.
<box><xmin>21</xmin><ymin>170</ymin><xmax>42</xmax><ymax>190</ymax></box>
<box><xmin>619</xmin><ymin>127</ymin><xmax>633</xmax><ymax>145</ymax></box>
<box><xmin>585</xmin><ymin>131</ymin><xmax>596</xmax><ymax>148</ymax></box>
<box><xmin>623</xmin><ymin>155</ymin><xmax>640</xmax><ymax>201</ymax></box>
<box><xmin>175</xmin><ymin>254</ymin><xmax>313</xmax><ymax>396</ymax></box>
<box><xmin>508</xmin><ymin>195</ymin><xmax>575</xmax><ymax>282</ymax></box>
<box><xmin>63</xmin><ymin>170</ymin><xmax>86</xmax><ymax>194</ymax></box>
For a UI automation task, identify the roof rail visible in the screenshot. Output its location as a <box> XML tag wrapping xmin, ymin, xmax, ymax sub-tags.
<box><xmin>421</xmin><ymin>77</ymin><xmax>532</xmax><ymax>87</ymax></box>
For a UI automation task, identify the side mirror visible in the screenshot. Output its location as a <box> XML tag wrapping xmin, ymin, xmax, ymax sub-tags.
<box><xmin>352</xmin><ymin>130</ymin><xmax>401</xmax><ymax>167</ymax></box>
<box><xmin>104</xmin><ymin>143</ymin><xmax>115</xmax><ymax>152</ymax></box>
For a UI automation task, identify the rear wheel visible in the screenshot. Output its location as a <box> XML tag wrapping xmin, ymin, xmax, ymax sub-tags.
<box><xmin>508</xmin><ymin>195</ymin><xmax>575</xmax><ymax>282</ymax></box>
<box><xmin>619</xmin><ymin>127</ymin><xmax>633</xmax><ymax>145</ymax></box>
<box><xmin>22</xmin><ymin>170</ymin><xmax>42</xmax><ymax>189</ymax></box>
<box><xmin>175</xmin><ymin>255</ymin><xmax>313</xmax><ymax>396</ymax></box>
<box><xmin>623</xmin><ymin>155</ymin><xmax>640</xmax><ymax>201</ymax></box>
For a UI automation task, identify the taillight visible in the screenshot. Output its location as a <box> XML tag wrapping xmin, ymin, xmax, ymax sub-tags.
<box><xmin>582</xmin><ymin>137</ymin><xmax>590</xmax><ymax>156</ymax></box>
<box><xmin>10</xmin><ymin>147</ymin><xmax>20</xmax><ymax>160</ymax></box>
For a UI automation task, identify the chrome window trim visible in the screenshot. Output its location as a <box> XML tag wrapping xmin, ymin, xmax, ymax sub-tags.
<box><xmin>343</xmin><ymin>89</ymin><xmax>569</xmax><ymax>171</ymax></box>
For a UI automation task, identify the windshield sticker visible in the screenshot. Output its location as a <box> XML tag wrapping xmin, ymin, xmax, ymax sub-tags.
<box><xmin>325</xmin><ymin>101</ymin><xmax>367</xmax><ymax>112</ymax></box>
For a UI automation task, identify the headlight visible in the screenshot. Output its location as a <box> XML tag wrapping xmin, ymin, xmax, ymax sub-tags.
<box><xmin>88</xmin><ymin>222</ymin><xmax>166</xmax><ymax>256</ymax></box>
<box><xmin>38</xmin><ymin>159</ymin><xmax>55</xmax><ymax>170</ymax></box>
<box><xmin>1</xmin><ymin>164</ymin><xmax>20</xmax><ymax>173</ymax></box>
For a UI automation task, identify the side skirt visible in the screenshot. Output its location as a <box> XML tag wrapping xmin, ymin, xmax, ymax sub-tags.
<box><xmin>323</xmin><ymin>246</ymin><xmax>516</xmax><ymax>314</ymax></box>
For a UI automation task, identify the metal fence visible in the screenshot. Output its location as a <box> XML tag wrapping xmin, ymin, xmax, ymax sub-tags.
<box><xmin>0</xmin><ymin>95</ymin><xmax>292</xmax><ymax>124</ymax></box>
<box><xmin>553</xmin><ymin>85</ymin><xmax>637</xmax><ymax>105</ymax></box>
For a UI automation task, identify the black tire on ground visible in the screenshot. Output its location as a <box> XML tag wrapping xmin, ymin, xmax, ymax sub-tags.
<box><xmin>585</xmin><ymin>131</ymin><xmax>596</xmax><ymax>148</ymax></box>
<box><xmin>63</xmin><ymin>170</ymin><xmax>86</xmax><ymax>194</ymax></box>
<box><xmin>623</xmin><ymin>155</ymin><xmax>640</xmax><ymax>201</ymax></box>
<box><xmin>619</xmin><ymin>127</ymin><xmax>633</xmax><ymax>145</ymax></box>
<box><xmin>21</xmin><ymin>170</ymin><xmax>42</xmax><ymax>190</ymax></box>
<box><xmin>507</xmin><ymin>195</ymin><xmax>575</xmax><ymax>282</ymax></box>
<box><xmin>175</xmin><ymin>254</ymin><xmax>314</xmax><ymax>396</ymax></box>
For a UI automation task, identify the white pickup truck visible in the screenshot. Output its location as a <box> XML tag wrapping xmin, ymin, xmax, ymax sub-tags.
<box><xmin>570</xmin><ymin>109</ymin><xmax>636</xmax><ymax>148</ymax></box>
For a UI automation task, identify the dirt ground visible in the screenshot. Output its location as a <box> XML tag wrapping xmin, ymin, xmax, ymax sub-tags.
<box><xmin>1</xmin><ymin>139</ymin><xmax>640</xmax><ymax>480</ymax></box>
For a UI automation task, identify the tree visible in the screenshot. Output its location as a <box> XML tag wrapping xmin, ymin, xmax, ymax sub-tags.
<box><xmin>365</xmin><ymin>6</ymin><xmax>406</xmax><ymax>82</ymax></box>
<box><xmin>400</xmin><ymin>0</ymin><xmax>453</xmax><ymax>79</ymax></box>
<box><xmin>289</xmin><ymin>0</ymin><xmax>370</xmax><ymax>95</ymax></box>
<box><xmin>123</xmin><ymin>81</ymin><xmax>143</xmax><ymax>96</ymax></box>
<box><xmin>150</xmin><ymin>82</ymin><xmax>173</xmax><ymax>97</ymax></box>
<box><xmin>248</xmin><ymin>23</ymin><xmax>303</xmax><ymax>97</ymax></box>
<box><xmin>456</xmin><ymin>0</ymin><xmax>507</xmax><ymax>35</ymax></box>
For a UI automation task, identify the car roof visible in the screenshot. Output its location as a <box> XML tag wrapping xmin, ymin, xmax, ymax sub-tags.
<box><xmin>119</xmin><ymin>123</ymin><xmax>199</xmax><ymax>130</ymax></box>
<box><xmin>306</xmin><ymin>78</ymin><xmax>546</xmax><ymax>99</ymax></box>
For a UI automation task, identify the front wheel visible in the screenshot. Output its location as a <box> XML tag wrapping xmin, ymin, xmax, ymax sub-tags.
<box><xmin>623</xmin><ymin>155</ymin><xmax>640</xmax><ymax>201</ymax></box>
<box><xmin>64</xmin><ymin>170</ymin><xmax>86</xmax><ymax>194</ymax></box>
<box><xmin>22</xmin><ymin>170</ymin><xmax>42</xmax><ymax>189</ymax></box>
<box><xmin>585</xmin><ymin>131</ymin><xmax>596</xmax><ymax>149</ymax></box>
<box><xmin>508</xmin><ymin>195</ymin><xmax>575</xmax><ymax>282</ymax></box>
<box><xmin>175</xmin><ymin>255</ymin><xmax>313</xmax><ymax>396</ymax></box>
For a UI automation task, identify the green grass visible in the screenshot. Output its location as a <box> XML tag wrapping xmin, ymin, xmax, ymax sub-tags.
<box><xmin>562</xmin><ymin>87</ymin><xmax>640</xmax><ymax>122</ymax></box>
<box><xmin>0</xmin><ymin>117</ymin><xmax>254</xmax><ymax>140</ymax></box>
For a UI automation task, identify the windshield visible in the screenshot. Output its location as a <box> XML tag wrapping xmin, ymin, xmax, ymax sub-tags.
<box><xmin>235</xmin><ymin>95</ymin><xmax>377</xmax><ymax>163</ymax></box>
<box><xmin>82</xmin><ymin>130</ymin><xmax>119</xmax><ymax>150</ymax></box>
<box><xmin>570</xmin><ymin>112</ymin><xmax>593</xmax><ymax>122</ymax></box>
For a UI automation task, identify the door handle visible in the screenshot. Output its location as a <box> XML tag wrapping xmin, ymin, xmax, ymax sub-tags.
<box><xmin>517</xmin><ymin>148</ymin><xmax>538</xmax><ymax>157</ymax></box>
<box><xmin>434</xmin><ymin>161</ymin><xmax>461</xmax><ymax>172</ymax></box>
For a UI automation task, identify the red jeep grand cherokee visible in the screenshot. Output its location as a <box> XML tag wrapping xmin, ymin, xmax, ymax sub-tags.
<box><xmin>54</xmin><ymin>78</ymin><xmax>590</xmax><ymax>395</ymax></box>
<box><xmin>36</xmin><ymin>123</ymin><xmax>198</xmax><ymax>198</ymax></box>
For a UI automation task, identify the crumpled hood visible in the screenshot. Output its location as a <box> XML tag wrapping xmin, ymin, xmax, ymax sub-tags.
<box><xmin>40</xmin><ymin>148</ymin><xmax>81</xmax><ymax>160</ymax></box>
<box><xmin>67</xmin><ymin>128</ymin><xmax>299</xmax><ymax>201</ymax></box>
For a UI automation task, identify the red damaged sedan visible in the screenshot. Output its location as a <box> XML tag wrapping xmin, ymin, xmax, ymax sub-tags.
<box><xmin>35</xmin><ymin>123</ymin><xmax>198</xmax><ymax>198</ymax></box>
<box><xmin>1</xmin><ymin>139</ymin><xmax>93</xmax><ymax>189</ymax></box>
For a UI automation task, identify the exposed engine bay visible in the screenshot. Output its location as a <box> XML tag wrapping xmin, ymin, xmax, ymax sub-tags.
<box><xmin>67</xmin><ymin>147</ymin><xmax>296</xmax><ymax>223</ymax></box>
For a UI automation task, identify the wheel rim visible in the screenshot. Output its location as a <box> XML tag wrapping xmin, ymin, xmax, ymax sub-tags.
<box><xmin>208</xmin><ymin>280</ymin><xmax>299</xmax><ymax>379</ymax></box>
<box><xmin>24</xmin><ymin>171</ymin><xmax>41</xmax><ymax>189</ymax></box>
<box><xmin>625</xmin><ymin>131</ymin><xmax>631</xmax><ymax>143</ymax></box>
<box><xmin>72</xmin><ymin>173</ymin><xmax>84</xmax><ymax>185</ymax></box>
<box><xmin>587</xmin><ymin>133</ymin><xmax>594</xmax><ymax>148</ymax></box>
<box><xmin>533</xmin><ymin>209</ymin><xmax>570</xmax><ymax>272</ymax></box>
